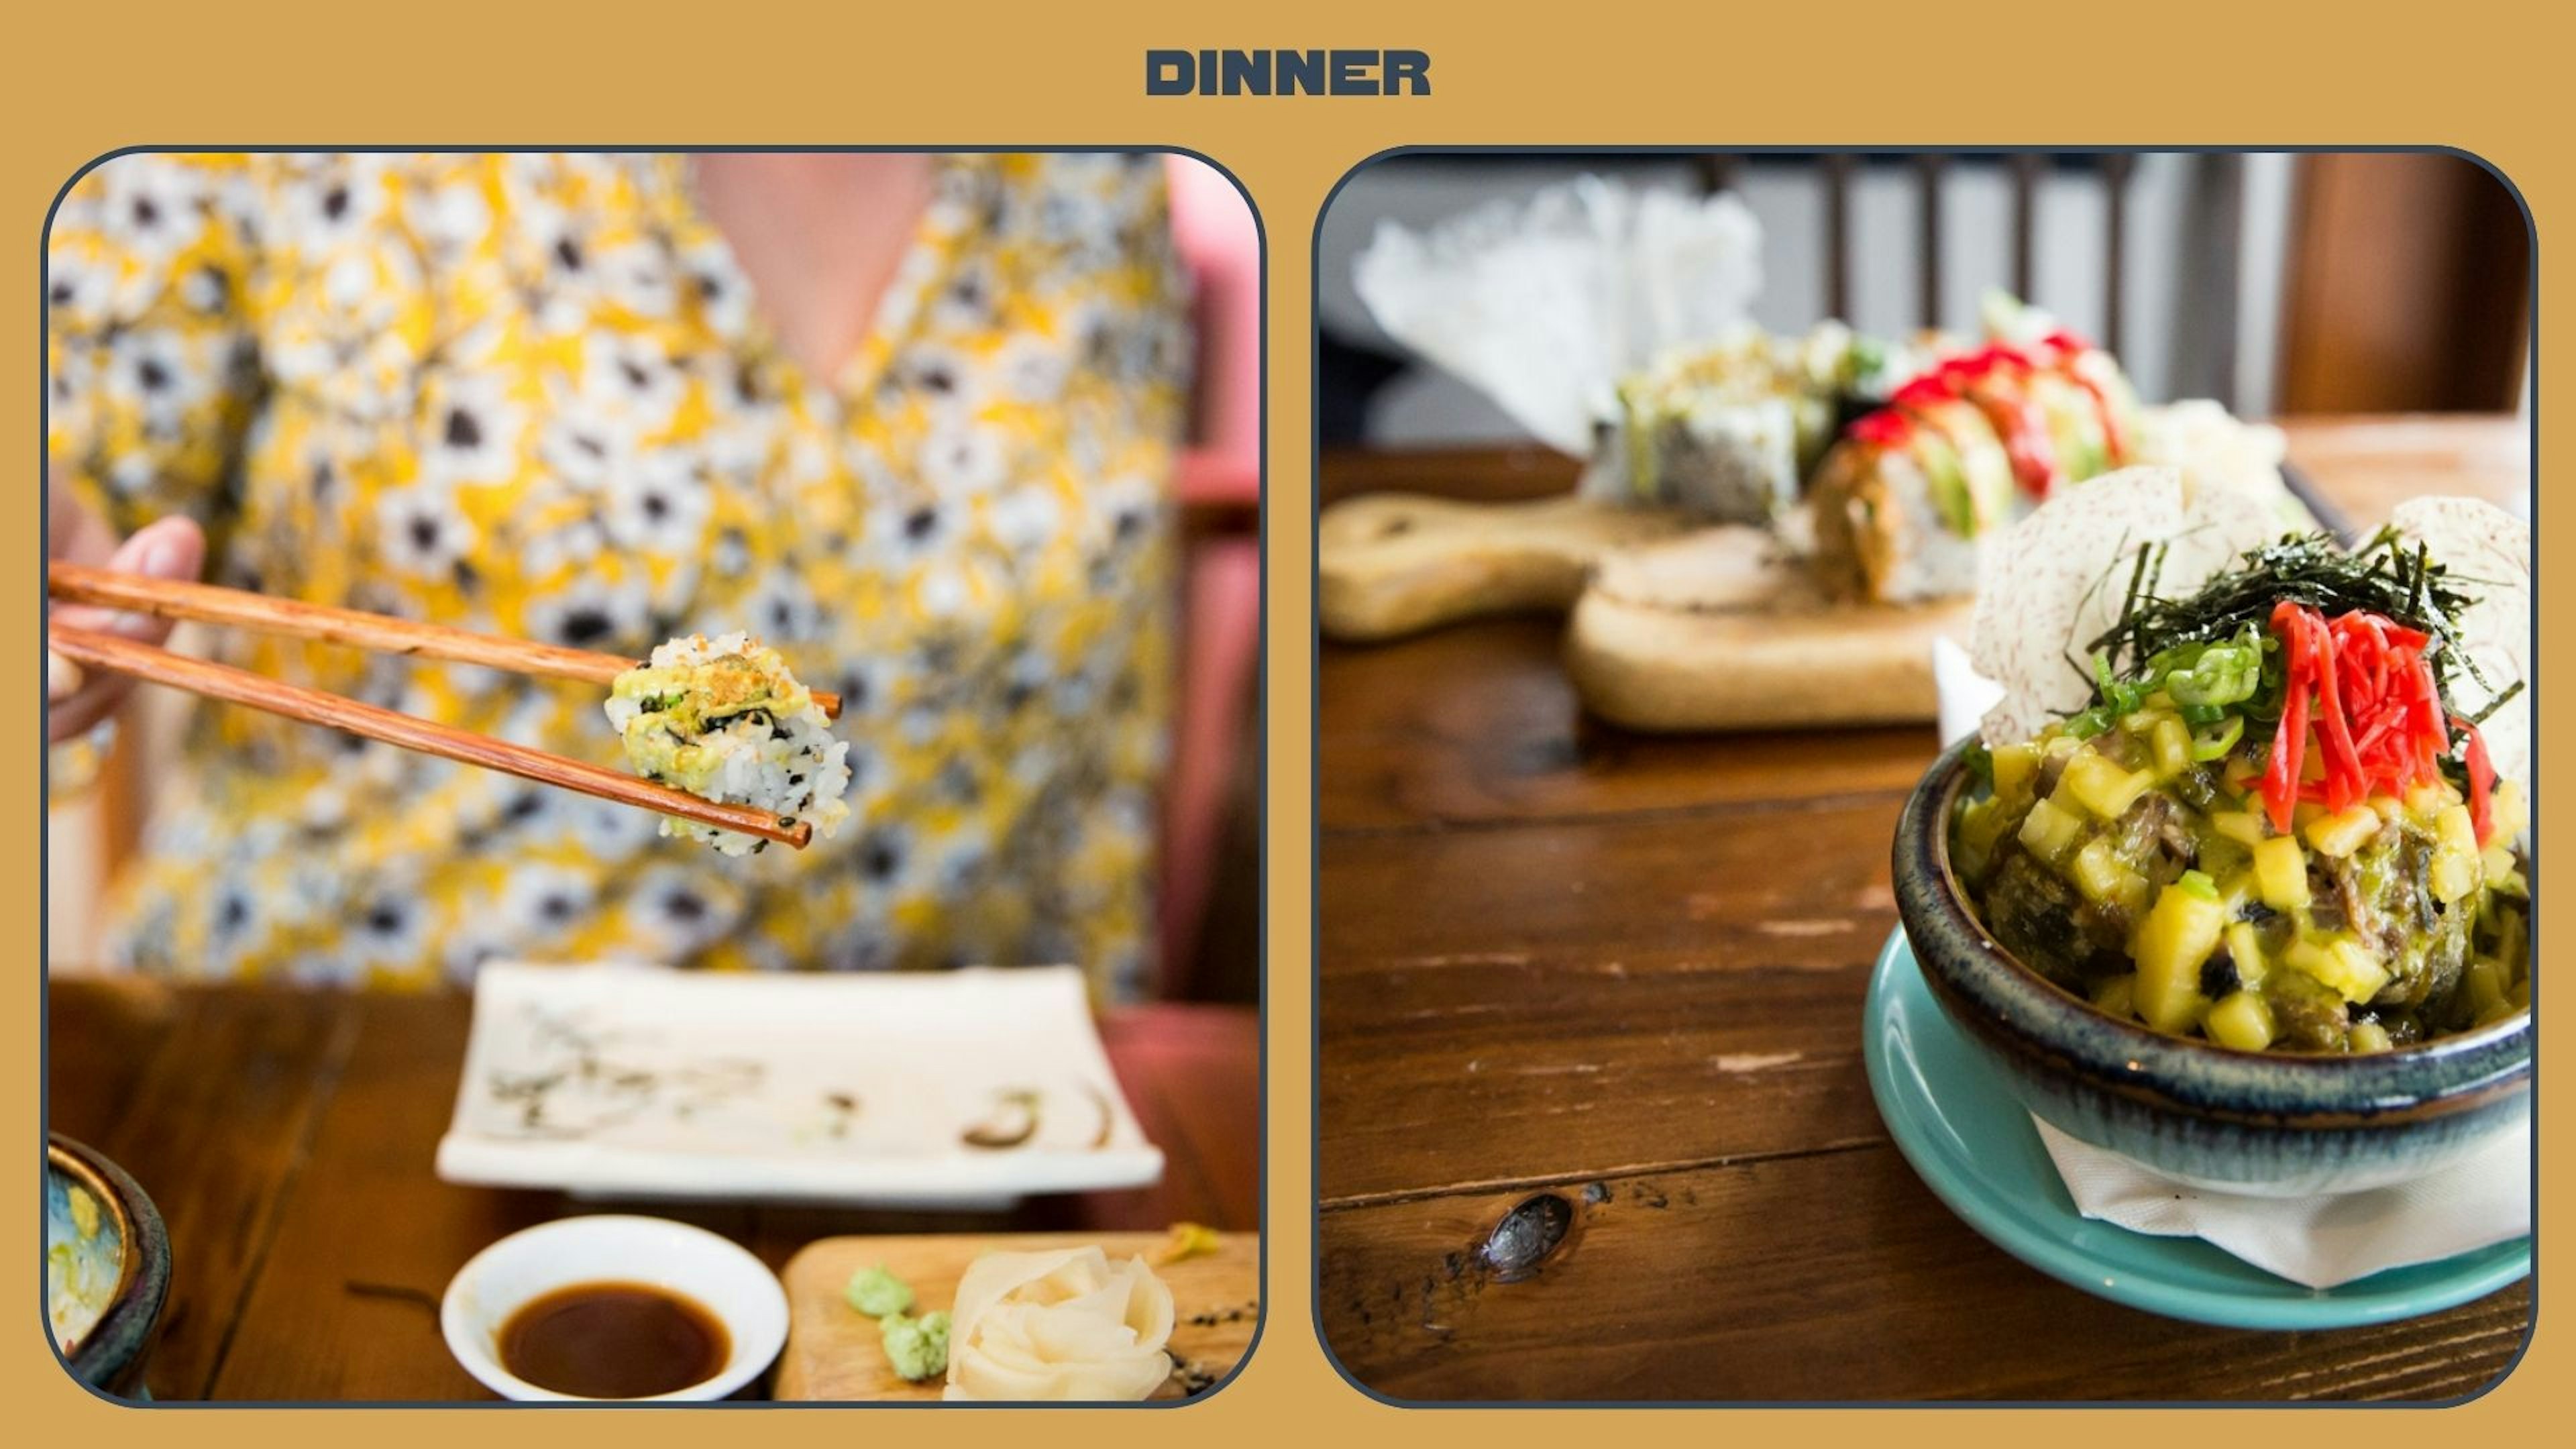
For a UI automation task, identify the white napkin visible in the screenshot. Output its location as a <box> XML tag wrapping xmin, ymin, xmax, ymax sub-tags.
<box><xmin>1931</xmin><ymin>634</ymin><xmax>2004</xmax><ymax>747</ymax></box>
<box><xmin>2033</xmin><ymin>1118</ymin><xmax>2530</xmax><ymax>1289</ymax></box>
<box><xmin>1934</xmin><ymin>635</ymin><xmax>2532</xmax><ymax>1289</ymax></box>
<box><xmin>1351</xmin><ymin>174</ymin><xmax>1762</xmax><ymax>455</ymax></box>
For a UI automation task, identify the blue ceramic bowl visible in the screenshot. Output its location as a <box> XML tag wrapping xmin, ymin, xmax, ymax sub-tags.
<box><xmin>1894</xmin><ymin>740</ymin><xmax>2531</xmax><ymax>1197</ymax></box>
<box><xmin>46</xmin><ymin>1134</ymin><xmax>170</xmax><ymax>1398</ymax></box>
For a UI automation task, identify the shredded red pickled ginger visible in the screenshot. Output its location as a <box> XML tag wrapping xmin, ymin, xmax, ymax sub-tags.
<box><xmin>2259</xmin><ymin>601</ymin><xmax>2494</xmax><ymax>843</ymax></box>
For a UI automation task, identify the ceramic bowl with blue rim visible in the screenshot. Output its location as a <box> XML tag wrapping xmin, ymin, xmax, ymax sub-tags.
<box><xmin>47</xmin><ymin>1134</ymin><xmax>172</xmax><ymax>1398</ymax></box>
<box><xmin>1892</xmin><ymin>739</ymin><xmax>2531</xmax><ymax>1198</ymax></box>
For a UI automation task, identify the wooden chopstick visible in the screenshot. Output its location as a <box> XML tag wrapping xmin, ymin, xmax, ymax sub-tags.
<box><xmin>49</xmin><ymin>623</ymin><xmax>813</xmax><ymax>850</ymax></box>
<box><xmin>48</xmin><ymin>561</ymin><xmax>843</xmax><ymax>721</ymax></box>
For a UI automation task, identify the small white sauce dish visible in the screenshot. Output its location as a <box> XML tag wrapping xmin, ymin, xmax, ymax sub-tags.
<box><xmin>441</xmin><ymin>1214</ymin><xmax>788</xmax><ymax>1401</ymax></box>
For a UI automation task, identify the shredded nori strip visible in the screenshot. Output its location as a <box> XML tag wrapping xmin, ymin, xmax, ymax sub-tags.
<box><xmin>2077</xmin><ymin>527</ymin><xmax>2519</xmax><ymax>735</ymax></box>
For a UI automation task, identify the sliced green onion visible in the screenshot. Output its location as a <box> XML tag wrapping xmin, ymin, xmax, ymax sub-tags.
<box><xmin>2189</xmin><ymin>715</ymin><xmax>2245</xmax><ymax>763</ymax></box>
<box><xmin>2175</xmin><ymin>869</ymin><xmax>2219</xmax><ymax>901</ymax></box>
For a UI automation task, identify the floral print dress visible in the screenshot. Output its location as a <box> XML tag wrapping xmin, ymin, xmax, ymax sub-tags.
<box><xmin>46</xmin><ymin>152</ymin><xmax>1189</xmax><ymax>997</ymax></box>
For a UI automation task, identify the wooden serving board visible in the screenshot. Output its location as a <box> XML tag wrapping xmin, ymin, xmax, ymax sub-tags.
<box><xmin>1320</xmin><ymin>492</ymin><xmax>1962</xmax><ymax>733</ymax></box>
<box><xmin>1318</xmin><ymin>492</ymin><xmax>1692</xmax><ymax>641</ymax></box>
<box><xmin>1566</xmin><ymin>588</ymin><xmax>1966</xmax><ymax>732</ymax></box>
<box><xmin>773</xmin><ymin>1232</ymin><xmax>1258</xmax><ymax>1401</ymax></box>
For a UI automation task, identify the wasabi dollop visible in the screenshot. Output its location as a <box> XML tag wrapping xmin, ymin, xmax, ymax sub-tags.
<box><xmin>844</xmin><ymin>1263</ymin><xmax>914</xmax><ymax>1318</ymax></box>
<box><xmin>881</xmin><ymin>1309</ymin><xmax>951</xmax><ymax>1382</ymax></box>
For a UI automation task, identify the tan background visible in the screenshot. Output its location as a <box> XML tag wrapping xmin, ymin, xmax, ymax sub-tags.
<box><xmin>7</xmin><ymin>0</ymin><xmax>2563</xmax><ymax>1437</ymax></box>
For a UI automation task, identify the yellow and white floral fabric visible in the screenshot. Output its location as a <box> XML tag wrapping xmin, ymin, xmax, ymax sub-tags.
<box><xmin>47</xmin><ymin>152</ymin><xmax>1187</xmax><ymax>996</ymax></box>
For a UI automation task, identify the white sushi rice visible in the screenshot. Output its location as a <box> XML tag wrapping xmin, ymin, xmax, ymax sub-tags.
<box><xmin>604</xmin><ymin>631</ymin><xmax>852</xmax><ymax>857</ymax></box>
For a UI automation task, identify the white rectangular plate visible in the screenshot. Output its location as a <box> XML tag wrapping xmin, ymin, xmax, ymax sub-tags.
<box><xmin>436</xmin><ymin>963</ymin><xmax>1165</xmax><ymax>1205</ymax></box>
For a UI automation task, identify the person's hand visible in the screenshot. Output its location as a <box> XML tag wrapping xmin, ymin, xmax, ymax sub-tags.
<box><xmin>48</xmin><ymin>489</ymin><xmax>205</xmax><ymax>742</ymax></box>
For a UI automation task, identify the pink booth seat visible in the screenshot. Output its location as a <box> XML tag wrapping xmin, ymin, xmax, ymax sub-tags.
<box><xmin>1159</xmin><ymin>157</ymin><xmax>1262</xmax><ymax>996</ymax></box>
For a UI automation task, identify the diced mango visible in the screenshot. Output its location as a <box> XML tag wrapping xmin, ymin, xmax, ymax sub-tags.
<box><xmin>2326</xmin><ymin>939</ymin><xmax>2392</xmax><ymax>1004</ymax></box>
<box><xmin>2059</xmin><ymin>750</ymin><xmax>2152</xmax><ymax>820</ymax></box>
<box><xmin>2304</xmin><ymin>803</ymin><xmax>2383</xmax><ymax>859</ymax></box>
<box><xmin>2132</xmin><ymin>884</ymin><xmax>2227</xmax><ymax>1033</ymax></box>
<box><xmin>2252</xmin><ymin>836</ymin><xmax>2310</xmax><ymax>911</ymax></box>
<box><xmin>2072</xmin><ymin>837</ymin><xmax>2147</xmax><ymax>910</ymax></box>
<box><xmin>2150</xmin><ymin>715</ymin><xmax>2192</xmax><ymax>778</ymax></box>
<box><xmin>1991</xmin><ymin>742</ymin><xmax>2040</xmax><ymax>796</ymax></box>
<box><xmin>2090</xmin><ymin>974</ymin><xmax>2137</xmax><ymax>1020</ymax></box>
<box><xmin>2017</xmin><ymin>796</ymin><xmax>2086</xmax><ymax>863</ymax></box>
<box><xmin>2491</xmin><ymin>780</ymin><xmax>2528</xmax><ymax>842</ymax></box>
<box><xmin>2428</xmin><ymin>847</ymin><xmax>2481</xmax><ymax>905</ymax></box>
<box><xmin>2349</xmin><ymin>1021</ymin><xmax>2393</xmax><ymax>1053</ymax></box>
<box><xmin>2209</xmin><ymin>810</ymin><xmax>2267</xmax><ymax>845</ymax></box>
<box><xmin>2285</xmin><ymin>937</ymin><xmax>2391</xmax><ymax>1004</ymax></box>
<box><xmin>2481</xmin><ymin>843</ymin><xmax>2520</xmax><ymax>885</ymax></box>
<box><xmin>2224</xmin><ymin>921</ymin><xmax>2267</xmax><ymax>989</ymax></box>
<box><xmin>2204</xmin><ymin>990</ymin><xmax>2277</xmax><ymax>1051</ymax></box>
<box><xmin>2434</xmin><ymin>804</ymin><xmax>2479</xmax><ymax>857</ymax></box>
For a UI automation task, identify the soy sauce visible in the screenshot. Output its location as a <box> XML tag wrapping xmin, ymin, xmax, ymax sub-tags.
<box><xmin>497</xmin><ymin>1281</ymin><xmax>730</xmax><ymax>1399</ymax></box>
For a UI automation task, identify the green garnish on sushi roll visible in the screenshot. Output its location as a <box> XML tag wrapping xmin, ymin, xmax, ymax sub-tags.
<box><xmin>605</xmin><ymin>631</ymin><xmax>853</xmax><ymax>857</ymax></box>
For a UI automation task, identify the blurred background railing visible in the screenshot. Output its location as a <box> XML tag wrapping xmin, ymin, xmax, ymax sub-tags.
<box><xmin>1318</xmin><ymin>150</ymin><xmax>2530</xmax><ymax>446</ymax></box>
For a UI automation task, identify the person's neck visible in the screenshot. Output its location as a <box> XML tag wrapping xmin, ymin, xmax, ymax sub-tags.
<box><xmin>689</xmin><ymin>152</ymin><xmax>941</xmax><ymax>383</ymax></box>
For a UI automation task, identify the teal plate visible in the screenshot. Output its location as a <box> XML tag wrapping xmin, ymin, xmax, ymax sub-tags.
<box><xmin>1863</xmin><ymin>927</ymin><xmax>2530</xmax><ymax>1329</ymax></box>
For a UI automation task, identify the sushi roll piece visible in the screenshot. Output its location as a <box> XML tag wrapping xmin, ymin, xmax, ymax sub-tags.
<box><xmin>604</xmin><ymin>631</ymin><xmax>852</xmax><ymax>857</ymax></box>
<box><xmin>1601</xmin><ymin>323</ymin><xmax>1914</xmax><ymax>523</ymax></box>
<box><xmin>1615</xmin><ymin>384</ymin><xmax>1807</xmax><ymax>525</ymax></box>
<box><xmin>1805</xmin><ymin>317</ymin><xmax>2145</xmax><ymax>602</ymax></box>
<box><xmin>1933</xmin><ymin>343</ymin><xmax>2134</xmax><ymax>500</ymax></box>
<box><xmin>1611</xmin><ymin>333</ymin><xmax>1817</xmax><ymax>523</ymax></box>
<box><xmin>1964</xmin><ymin>294</ymin><xmax>2145</xmax><ymax>496</ymax></box>
<box><xmin>1806</xmin><ymin>392</ymin><xmax>2017</xmax><ymax>603</ymax></box>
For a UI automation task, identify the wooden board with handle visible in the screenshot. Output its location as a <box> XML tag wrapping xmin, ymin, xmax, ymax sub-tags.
<box><xmin>1321</xmin><ymin>494</ymin><xmax>1964</xmax><ymax>732</ymax></box>
<box><xmin>1564</xmin><ymin>588</ymin><xmax>1966</xmax><ymax>733</ymax></box>
<box><xmin>773</xmin><ymin>1232</ymin><xmax>1258</xmax><ymax>1401</ymax></box>
<box><xmin>1319</xmin><ymin>492</ymin><xmax>1691</xmax><ymax>642</ymax></box>
<box><xmin>1562</xmin><ymin>525</ymin><xmax>1967</xmax><ymax>733</ymax></box>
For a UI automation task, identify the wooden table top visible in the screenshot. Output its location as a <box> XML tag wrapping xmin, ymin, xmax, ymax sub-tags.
<box><xmin>1316</xmin><ymin>415</ymin><xmax>2531</xmax><ymax>1403</ymax></box>
<box><xmin>47</xmin><ymin>979</ymin><xmax>1256</xmax><ymax>1402</ymax></box>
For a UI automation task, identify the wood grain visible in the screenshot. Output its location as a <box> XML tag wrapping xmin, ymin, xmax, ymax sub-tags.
<box><xmin>2278</xmin><ymin>155</ymin><xmax>2529</xmax><ymax>415</ymax></box>
<box><xmin>1318</xmin><ymin>493</ymin><xmax>1690</xmax><ymax>641</ymax></box>
<box><xmin>1318</xmin><ymin>1150</ymin><xmax>2530</xmax><ymax>1403</ymax></box>
<box><xmin>48</xmin><ymin>982</ymin><xmax>352</xmax><ymax>1400</ymax></box>
<box><xmin>1322</xmin><ymin>796</ymin><xmax>1900</xmax><ymax>1206</ymax></box>
<box><xmin>773</xmin><ymin>1232</ymin><xmax>1257</xmax><ymax>1401</ymax></box>
<box><xmin>1319</xmin><ymin>620</ymin><xmax>1936</xmax><ymax>833</ymax></box>
<box><xmin>1566</xmin><ymin>589</ymin><xmax>1967</xmax><ymax>733</ymax></box>
<box><xmin>46</xmin><ymin>984</ymin><xmax>1254</xmax><ymax>1401</ymax></box>
<box><xmin>1316</xmin><ymin>421</ymin><xmax>2532</xmax><ymax>1401</ymax></box>
<box><xmin>48</xmin><ymin>624</ymin><xmax>813</xmax><ymax>849</ymax></box>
